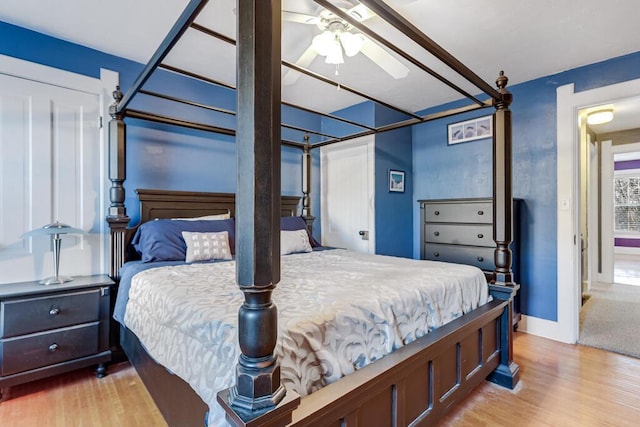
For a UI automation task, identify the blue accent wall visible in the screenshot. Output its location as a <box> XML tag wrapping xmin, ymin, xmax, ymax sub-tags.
<box><xmin>413</xmin><ymin>50</ymin><xmax>640</xmax><ymax>322</ymax></box>
<box><xmin>374</xmin><ymin>106</ymin><xmax>412</xmax><ymax>258</ymax></box>
<box><xmin>0</xmin><ymin>21</ymin><xmax>322</xmax><ymax>239</ymax></box>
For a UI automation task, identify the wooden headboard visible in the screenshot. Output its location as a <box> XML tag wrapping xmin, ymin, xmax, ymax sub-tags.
<box><xmin>135</xmin><ymin>188</ymin><xmax>300</xmax><ymax>222</ymax></box>
<box><xmin>121</xmin><ymin>188</ymin><xmax>301</xmax><ymax>265</ymax></box>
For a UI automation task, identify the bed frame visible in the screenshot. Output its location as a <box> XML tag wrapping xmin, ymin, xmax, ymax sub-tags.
<box><xmin>119</xmin><ymin>188</ymin><xmax>512</xmax><ymax>427</ymax></box>
<box><xmin>105</xmin><ymin>1</ymin><xmax>519</xmax><ymax>425</ymax></box>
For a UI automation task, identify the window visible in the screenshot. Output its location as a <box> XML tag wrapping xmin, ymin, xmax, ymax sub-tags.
<box><xmin>614</xmin><ymin>175</ymin><xmax>640</xmax><ymax>232</ymax></box>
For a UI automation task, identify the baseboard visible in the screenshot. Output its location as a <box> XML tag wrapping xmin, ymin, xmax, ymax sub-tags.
<box><xmin>517</xmin><ymin>315</ymin><xmax>576</xmax><ymax>344</ymax></box>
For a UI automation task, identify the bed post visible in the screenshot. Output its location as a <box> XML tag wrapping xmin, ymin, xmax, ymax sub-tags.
<box><xmin>488</xmin><ymin>71</ymin><xmax>520</xmax><ymax>389</ymax></box>
<box><xmin>106</xmin><ymin>86</ymin><xmax>129</xmax><ymax>281</ymax></box>
<box><xmin>217</xmin><ymin>0</ymin><xmax>300</xmax><ymax>425</ymax></box>
<box><xmin>301</xmin><ymin>135</ymin><xmax>315</xmax><ymax>233</ymax></box>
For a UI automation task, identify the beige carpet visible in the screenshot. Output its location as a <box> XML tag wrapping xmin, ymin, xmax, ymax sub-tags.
<box><xmin>579</xmin><ymin>283</ymin><xmax>640</xmax><ymax>359</ymax></box>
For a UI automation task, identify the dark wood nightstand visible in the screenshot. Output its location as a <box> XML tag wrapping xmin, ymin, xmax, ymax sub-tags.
<box><xmin>0</xmin><ymin>274</ymin><xmax>114</xmax><ymax>399</ymax></box>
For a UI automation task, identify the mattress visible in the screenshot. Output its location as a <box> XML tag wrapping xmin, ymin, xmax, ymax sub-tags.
<box><xmin>122</xmin><ymin>248</ymin><xmax>489</xmax><ymax>426</ymax></box>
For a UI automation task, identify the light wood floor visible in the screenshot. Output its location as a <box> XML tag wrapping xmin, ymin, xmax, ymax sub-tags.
<box><xmin>1</xmin><ymin>332</ymin><xmax>639</xmax><ymax>426</ymax></box>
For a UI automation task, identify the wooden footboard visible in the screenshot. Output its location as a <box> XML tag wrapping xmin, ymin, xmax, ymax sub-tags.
<box><xmin>289</xmin><ymin>299</ymin><xmax>506</xmax><ymax>426</ymax></box>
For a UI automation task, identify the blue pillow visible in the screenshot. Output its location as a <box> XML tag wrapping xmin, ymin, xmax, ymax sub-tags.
<box><xmin>280</xmin><ymin>216</ymin><xmax>320</xmax><ymax>247</ymax></box>
<box><xmin>132</xmin><ymin>218</ymin><xmax>235</xmax><ymax>262</ymax></box>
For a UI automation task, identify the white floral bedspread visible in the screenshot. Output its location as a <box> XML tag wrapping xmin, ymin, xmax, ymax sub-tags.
<box><xmin>124</xmin><ymin>249</ymin><xmax>488</xmax><ymax>426</ymax></box>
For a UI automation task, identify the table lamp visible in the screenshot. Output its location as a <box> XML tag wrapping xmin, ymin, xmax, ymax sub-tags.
<box><xmin>22</xmin><ymin>221</ymin><xmax>86</xmax><ymax>285</ymax></box>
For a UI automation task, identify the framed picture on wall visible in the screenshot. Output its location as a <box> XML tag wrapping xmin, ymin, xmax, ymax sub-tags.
<box><xmin>389</xmin><ymin>170</ymin><xmax>405</xmax><ymax>192</ymax></box>
<box><xmin>448</xmin><ymin>115</ymin><xmax>492</xmax><ymax>145</ymax></box>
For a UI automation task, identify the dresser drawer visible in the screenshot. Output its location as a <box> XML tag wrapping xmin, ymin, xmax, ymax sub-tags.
<box><xmin>0</xmin><ymin>322</ymin><xmax>99</xmax><ymax>376</ymax></box>
<box><xmin>1</xmin><ymin>290</ymin><xmax>100</xmax><ymax>338</ymax></box>
<box><xmin>424</xmin><ymin>223</ymin><xmax>494</xmax><ymax>247</ymax></box>
<box><xmin>423</xmin><ymin>243</ymin><xmax>495</xmax><ymax>271</ymax></box>
<box><xmin>423</xmin><ymin>201</ymin><xmax>493</xmax><ymax>224</ymax></box>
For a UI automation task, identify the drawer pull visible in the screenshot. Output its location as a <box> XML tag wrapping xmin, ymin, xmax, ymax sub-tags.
<box><xmin>434</xmin><ymin>231</ymin><xmax>440</xmax><ymax>236</ymax></box>
<box><xmin>433</xmin><ymin>252</ymin><xmax>440</xmax><ymax>257</ymax></box>
<box><xmin>434</xmin><ymin>210</ymin><xmax>440</xmax><ymax>216</ymax></box>
<box><xmin>477</xmin><ymin>233</ymin><xmax>484</xmax><ymax>239</ymax></box>
<box><xmin>48</xmin><ymin>343</ymin><xmax>59</xmax><ymax>352</ymax></box>
<box><xmin>477</xmin><ymin>256</ymin><xmax>484</xmax><ymax>262</ymax></box>
<box><xmin>477</xmin><ymin>210</ymin><xmax>484</xmax><ymax>215</ymax></box>
<box><xmin>49</xmin><ymin>308</ymin><xmax>60</xmax><ymax>316</ymax></box>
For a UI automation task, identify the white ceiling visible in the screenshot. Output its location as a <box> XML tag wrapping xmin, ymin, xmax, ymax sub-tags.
<box><xmin>2</xmin><ymin>0</ymin><xmax>640</xmax><ymax>126</ymax></box>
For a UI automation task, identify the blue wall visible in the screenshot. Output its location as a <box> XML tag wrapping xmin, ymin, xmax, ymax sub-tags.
<box><xmin>0</xmin><ymin>21</ymin><xmax>322</xmax><ymax>237</ymax></box>
<box><xmin>374</xmin><ymin>106</ymin><xmax>413</xmax><ymax>258</ymax></box>
<box><xmin>413</xmin><ymin>50</ymin><xmax>640</xmax><ymax>322</ymax></box>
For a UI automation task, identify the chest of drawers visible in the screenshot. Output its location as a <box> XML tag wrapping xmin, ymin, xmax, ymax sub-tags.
<box><xmin>0</xmin><ymin>275</ymin><xmax>113</xmax><ymax>397</ymax></box>
<box><xmin>419</xmin><ymin>198</ymin><xmax>522</xmax><ymax>324</ymax></box>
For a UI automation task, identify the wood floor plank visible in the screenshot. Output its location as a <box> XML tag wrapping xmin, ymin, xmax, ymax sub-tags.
<box><xmin>0</xmin><ymin>361</ymin><xmax>166</xmax><ymax>427</ymax></box>
<box><xmin>1</xmin><ymin>333</ymin><xmax>639</xmax><ymax>426</ymax></box>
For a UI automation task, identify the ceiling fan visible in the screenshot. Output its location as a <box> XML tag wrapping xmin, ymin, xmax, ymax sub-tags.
<box><xmin>282</xmin><ymin>2</ymin><xmax>410</xmax><ymax>85</ymax></box>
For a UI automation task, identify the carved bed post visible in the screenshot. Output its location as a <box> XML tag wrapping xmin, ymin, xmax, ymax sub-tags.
<box><xmin>301</xmin><ymin>135</ymin><xmax>315</xmax><ymax>233</ymax></box>
<box><xmin>217</xmin><ymin>0</ymin><xmax>300</xmax><ymax>425</ymax></box>
<box><xmin>106</xmin><ymin>86</ymin><xmax>130</xmax><ymax>281</ymax></box>
<box><xmin>488</xmin><ymin>71</ymin><xmax>520</xmax><ymax>389</ymax></box>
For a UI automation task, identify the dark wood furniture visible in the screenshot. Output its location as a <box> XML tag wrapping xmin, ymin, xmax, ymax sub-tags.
<box><xmin>105</xmin><ymin>0</ymin><xmax>520</xmax><ymax>425</ymax></box>
<box><xmin>0</xmin><ymin>275</ymin><xmax>113</xmax><ymax>399</ymax></box>
<box><xmin>116</xmin><ymin>189</ymin><xmax>513</xmax><ymax>427</ymax></box>
<box><xmin>420</xmin><ymin>198</ymin><xmax>522</xmax><ymax>325</ymax></box>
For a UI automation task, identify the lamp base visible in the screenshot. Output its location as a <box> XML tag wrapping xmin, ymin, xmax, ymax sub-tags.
<box><xmin>39</xmin><ymin>276</ymin><xmax>73</xmax><ymax>285</ymax></box>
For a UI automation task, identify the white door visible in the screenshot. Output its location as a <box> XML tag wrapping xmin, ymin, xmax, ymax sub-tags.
<box><xmin>320</xmin><ymin>137</ymin><xmax>375</xmax><ymax>253</ymax></box>
<box><xmin>0</xmin><ymin>73</ymin><xmax>102</xmax><ymax>283</ymax></box>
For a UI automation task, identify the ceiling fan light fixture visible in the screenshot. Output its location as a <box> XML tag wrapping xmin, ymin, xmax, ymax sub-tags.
<box><xmin>325</xmin><ymin>38</ymin><xmax>344</xmax><ymax>64</ymax></box>
<box><xmin>313</xmin><ymin>31</ymin><xmax>345</xmax><ymax>64</ymax></box>
<box><xmin>312</xmin><ymin>31</ymin><xmax>335</xmax><ymax>57</ymax></box>
<box><xmin>339</xmin><ymin>32</ymin><xmax>365</xmax><ymax>57</ymax></box>
<box><xmin>587</xmin><ymin>109</ymin><xmax>614</xmax><ymax>125</ymax></box>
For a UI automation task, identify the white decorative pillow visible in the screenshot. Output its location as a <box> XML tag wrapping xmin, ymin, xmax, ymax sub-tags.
<box><xmin>171</xmin><ymin>212</ymin><xmax>231</xmax><ymax>220</ymax></box>
<box><xmin>281</xmin><ymin>229</ymin><xmax>313</xmax><ymax>255</ymax></box>
<box><xmin>182</xmin><ymin>231</ymin><xmax>232</xmax><ymax>262</ymax></box>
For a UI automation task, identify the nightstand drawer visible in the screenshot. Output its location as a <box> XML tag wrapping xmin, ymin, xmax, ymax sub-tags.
<box><xmin>1</xmin><ymin>290</ymin><xmax>100</xmax><ymax>338</ymax></box>
<box><xmin>423</xmin><ymin>202</ymin><xmax>493</xmax><ymax>223</ymax></box>
<box><xmin>423</xmin><ymin>243</ymin><xmax>495</xmax><ymax>271</ymax></box>
<box><xmin>0</xmin><ymin>322</ymin><xmax>99</xmax><ymax>376</ymax></box>
<box><xmin>424</xmin><ymin>223</ymin><xmax>494</xmax><ymax>247</ymax></box>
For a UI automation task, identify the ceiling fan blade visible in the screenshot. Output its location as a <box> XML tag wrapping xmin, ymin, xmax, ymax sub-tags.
<box><xmin>283</xmin><ymin>44</ymin><xmax>319</xmax><ymax>85</ymax></box>
<box><xmin>359</xmin><ymin>37</ymin><xmax>409</xmax><ymax>79</ymax></box>
<box><xmin>282</xmin><ymin>10</ymin><xmax>320</xmax><ymax>25</ymax></box>
<box><xmin>347</xmin><ymin>3</ymin><xmax>376</xmax><ymax>21</ymax></box>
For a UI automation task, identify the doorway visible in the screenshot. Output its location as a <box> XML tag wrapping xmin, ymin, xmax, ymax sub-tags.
<box><xmin>320</xmin><ymin>136</ymin><xmax>375</xmax><ymax>253</ymax></box>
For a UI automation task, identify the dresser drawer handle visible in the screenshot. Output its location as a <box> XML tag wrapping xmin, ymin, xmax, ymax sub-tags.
<box><xmin>48</xmin><ymin>343</ymin><xmax>59</xmax><ymax>352</ymax></box>
<box><xmin>434</xmin><ymin>231</ymin><xmax>440</xmax><ymax>236</ymax></box>
<box><xmin>477</xmin><ymin>210</ymin><xmax>484</xmax><ymax>215</ymax></box>
<box><xmin>477</xmin><ymin>256</ymin><xmax>484</xmax><ymax>262</ymax></box>
<box><xmin>477</xmin><ymin>233</ymin><xmax>484</xmax><ymax>239</ymax></box>
<box><xmin>434</xmin><ymin>210</ymin><xmax>440</xmax><ymax>215</ymax></box>
<box><xmin>433</xmin><ymin>252</ymin><xmax>440</xmax><ymax>257</ymax></box>
<box><xmin>49</xmin><ymin>308</ymin><xmax>60</xmax><ymax>316</ymax></box>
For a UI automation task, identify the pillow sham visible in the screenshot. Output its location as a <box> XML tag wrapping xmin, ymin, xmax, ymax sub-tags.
<box><xmin>281</xmin><ymin>229</ymin><xmax>313</xmax><ymax>255</ymax></box>
<box><xmin>182</xmin><ymin>231</ymin><xmax>232</xmax><ymax>262</ymax></box>
<box><xmin>280</xmin><ymin>216</ymin><xmax>320</xmax><ymax>247</ymax></box>
<box><xmin>170</xmin><ymin>212</ymin><xmax>230</xmax><ymax>220</ymax></box>
<box><xmin>131</xmin><ymin>218</ymin><xmax>235</xmax><ymax>262</ymax></box>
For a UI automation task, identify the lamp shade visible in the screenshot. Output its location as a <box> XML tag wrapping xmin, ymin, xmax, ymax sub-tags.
<box><xmin>21</xmin><ymin>221</ymin><xmax>86</xmax><ymax>238</ymax></box>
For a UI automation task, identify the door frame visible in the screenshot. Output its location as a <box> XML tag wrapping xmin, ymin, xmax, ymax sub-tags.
<box><xmin>320</xmin><ymin>135</ymin><xmax>375</xmax><ymax>253</ymax></box>
<box><xmin>553</xmin><ymin>77</ymin><xmax>640</xmax><ymax>343</ymax></box>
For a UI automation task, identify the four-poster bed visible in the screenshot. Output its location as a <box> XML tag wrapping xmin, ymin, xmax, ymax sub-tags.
<box><xmin>106</xmin><ymin>0</ymin><xmax>520</xmax><ymax>426</ymax></box>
